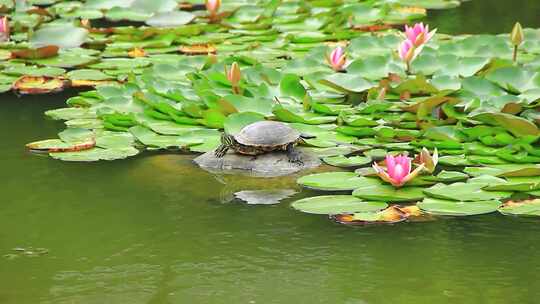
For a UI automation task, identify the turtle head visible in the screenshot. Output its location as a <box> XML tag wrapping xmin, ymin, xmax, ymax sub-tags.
<box><xmin>221</xmin><ymin>132</ymin><xmax>235</xmax><ymax>147</ymax></box>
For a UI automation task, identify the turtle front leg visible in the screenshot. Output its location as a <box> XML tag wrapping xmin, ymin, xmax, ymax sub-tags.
<box><xmin>214</xmin><ymin>144</ymin><xmax>229</xmax><ymax>158</ymax></box>
<box><xmin>286</xmin><ymin>143</ymin><xmax>303</xmax><ymax>165</ymax></box>
<box><xmin>215</xmin><ymin>133</ymin><xmax>234</xmax><ymax>158</ymax></box>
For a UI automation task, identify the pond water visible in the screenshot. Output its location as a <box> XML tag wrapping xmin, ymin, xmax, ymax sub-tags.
<box><xmin>2</xmin><ymin>1</ymin><xmax>540</xmax><ymax>303</ymax></box>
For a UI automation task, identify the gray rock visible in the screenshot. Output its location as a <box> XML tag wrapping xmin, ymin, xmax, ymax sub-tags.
<box><xmin>194</xmin><ymin>148</ymin><xmax>321</xmax><ymax>177</ymax></box>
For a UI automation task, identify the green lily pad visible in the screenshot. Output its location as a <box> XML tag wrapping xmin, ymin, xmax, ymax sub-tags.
<box><xmin>130</xmin><ymin>126</ymin><xmax>202</xmax><ymax>149</ymax></box>
<box><xmin>30</xmin><ymin>24</ymin><xmax>89</xmax><ymax>49</ymax></box>
<box><xmin>146</xmin><ymin>11</ymin><xmax>196</xmax><ymax>27</ymax></box>
<box><xmin>291</xmin><ymin>195</ymin><xmax>387</xmax><ymax>215</ymax></box>
<box><xmin>418</xmin><ymin>198</ymin><xmax>501</xmax><ymax>216</ymax></box>
<box><xmin>483</xmin><ymin>176</ymin><xmax>540</xmax><ymax>192</ymax></box>
<box><xmin>424</xmin><ymin>170</ymin><xmax>469</xmax><ymax>183</ymax></box>
<box><xmin>352</xmin><ymin>178</ymin><xmax>425</xmax><ymax>202</ymax></box>
<box><xmin>319</xmin><ymin>73</ymin><xmax>374</xmax><ymax>93</ymax></box>
<box><xmin>471</xmin><ymin>112</ymin><xmax>539</xmax><ymax>137</ymax></box>
<box><xmin>223</xmin><ymin>112</ymin><xmax>265</xmax><ymax>135</ymax></box>
<box><xmin>499</xmin><ymin>200</ymin><xmax>540</xmax><ymax>216</ymax></box>
<box><xmin>67</xmin><ymin>69</ymin><xmax>114</xmax><ymax>81</ymax></box>
<box><xmin>423</xmin><ymin>180</ymin><xmax>512</xmax><ymax>202</ymax></box>
<box><xmin>95</xmin><ymin>131</ymin><xmax>136</xmax><ymax>149</ymax></box>
<box><xmin>322</xmin><ymin>155</ymin><xmax>372</xmax><ymax>168</ymax></box>
<box><xmin>297</xmin><ymin>172</ymin><xmax>366</xmax><ymax>191</ymax></box>
<box><xmin>464</xmin><ymin>164</ymin><xmax>540</xmax><ymax>177</ymax></box>
<box><xmin>50</xmin><ymin>147</ymin><xmax>139</xmax><ymax>161</ymax></box>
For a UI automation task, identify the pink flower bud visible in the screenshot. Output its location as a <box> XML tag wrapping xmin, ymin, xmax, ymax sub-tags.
<box><xmin>326</xmin><ymin>46</ymin><xmax>347</xmax><ymax>72</ymax></box>
<box><xmin>226</xmin><ymin>62</ymin><xmax>241</xmax><ymax>85</ymax></box>
<box><xmin>0</xmin><ymin>16</ymin><xmax>10</xmax><ymax>42</ymax></box>
<box><xmin>206</xmin><ymin>0</ymin><xmax>221</xmax><ymax>15</ymax></box>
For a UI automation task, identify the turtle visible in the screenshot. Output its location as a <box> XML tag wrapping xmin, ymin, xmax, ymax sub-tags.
<box><xmin>214</xmin><ymin>121</ymin><xmax>311</xmax><ymax>164</ymax></box>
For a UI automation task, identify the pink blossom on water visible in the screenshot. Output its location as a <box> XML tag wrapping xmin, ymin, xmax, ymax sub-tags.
<box><xmin>206</xmin><ymin>0</ymin><xmax>221</xmax><ymax>15</ymax></box>
<box><xmin>372</xmin><ymin>154</ymin><xmax>424</xmax><ymax>187</ymax></box>
<box><xmin>405</xmin><ymin>22</ymin><xmax>436</xmax><ymax>47</ymax></box>
<box><xmin>398</xmin><ymin>39</ymin><xmax>416</xmax><ymax>63</ymax></box>
<box><xmin>0</xmin><ymin>16</ymin><xmax>9</xmax><ymax>41</ymax></box>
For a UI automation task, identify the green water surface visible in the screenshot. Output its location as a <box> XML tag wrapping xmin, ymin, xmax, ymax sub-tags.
<box><xmin>2</xmin><ymin>1</ymin><xmax>540</xmax><ymax>303</ymax></box>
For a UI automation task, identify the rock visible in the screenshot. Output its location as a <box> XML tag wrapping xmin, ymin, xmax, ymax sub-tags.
<box><xmin>194</xmin><ymin>148</ymin><xmax>321</xmax><ymax>177</ymax></box>
<box><xmin>234</xmin><ymin>189</ymin><xmax>297</xmax><ymax>205</ymax></box>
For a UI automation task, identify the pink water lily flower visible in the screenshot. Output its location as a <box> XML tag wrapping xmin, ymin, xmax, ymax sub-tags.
<box><xmin>398</xmin><ymin>39</ymin><xmax>421</xmax><ymax>73</ymax></box>
<box><xmin>0</xmin><ymin>16</ymin><xmax>9</xmax><ymax>42</ymax></box>
<box><xmin>398</xmin><ymin>39</ymin><xmax>417</xmax><ymax>63</ymax></box>
<box><xmin>326</xmin><ymin>46</ymin><xmax>347</xmax><ymax>72</ymax></box>
<box><xmin>405</xmin><ymin>22</ymin><xmax>436</xmax><ymax>47</ymax></box>
<box><xmin>372</xmin><ymin>154</ymin><xmax>424</xmax><ymax>187</ymax></box>
<box><xmin>206</xmin><ymin>0</ymin><xmax>221</xmax><ymax>16</ymax></box>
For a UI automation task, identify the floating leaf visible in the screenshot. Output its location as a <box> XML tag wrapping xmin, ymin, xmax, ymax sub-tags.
<box><xmin>319</xmin><ymin>73</ymin><xmax>374</xmax><ymax>93</ymax></box>
<box><xmin>291</xmin><ymin>195</ymin><xmax>387</xmax><ymax>215</ymax></box>
<box><xmin>464</xmin><ymin>164</ymin><xmax>540</xmax><ymax>177</ymax></box>
<box><xmin>333</xmin><ymin>206</ymin><xmax>409</xmax><ymax>225</ymax></box>
<box><xmin>351</xmin><ymin>177</ymin><xmax>425</xmax><ymax>202</ymax></box>
<box><xmin>223</xmin><ymin>112</ymin><xmax>265</xmax><ymax>135</ymax></box>
<box><xmin>297</xmin><ymin>172</ymin><xmax>366</xmax><ymax>191</ymax></box>
<box><xmin>322</xmin><ymin>155</ymin><xmax>372</xmax><ymax>168</ymax></box>
<box><xmin>11</xmin><ymin>45</ymin><xmax>59</xmax><ymax>59</ymax></box>
<box><xmin>30</xmin><ymin>24</ymin><xmax>89</xmax><ymax>49</ymax></box>
<box><xmin>423</xmin><ymin>179</ymin><xmax>512</xmax><ymax>202</ymax></box>
<box><xmin>146</xmin><ymin>11</ymin><xmax>196</xmax><ymax>27</ymax></box>
<box><xmin>50</xmin><ymin>147</ymin><xmax>139</xmax><ymax>161</ymax></box>
<box><xmin>418</xmin><ymin>198</ymin><xmax>501</xmax><ymax>216</ymax></box>
<box><xmin>499</xmin><ymin>199</ymin><xmax>540</xmax><ymax>216</ymax></box>
<box><xmin>130</xmin><ymin>126</ymin><xmax>202</xmax><ymax>149</ymax></box>
<box><xmin>13</xmin><ymin>76</ymin><xmax>69</xmax><ymax>94</ymax></box>
<box><xmin>471</xmin><ymin>112</ymin><xmax>539</xmax><ymax>137</ymax></box>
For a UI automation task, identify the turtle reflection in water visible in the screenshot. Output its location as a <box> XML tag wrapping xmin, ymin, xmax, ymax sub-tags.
<box><xmin>214</xmin><ymin>121</ymin><xmax>312</xmax><ymax>164</ymax></box>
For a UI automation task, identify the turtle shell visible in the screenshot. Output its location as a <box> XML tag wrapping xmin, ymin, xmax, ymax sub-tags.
<box><xmin>234</xmin><ymin>121</ymin><xmax>300</xmax><ymax>147</ymax></box>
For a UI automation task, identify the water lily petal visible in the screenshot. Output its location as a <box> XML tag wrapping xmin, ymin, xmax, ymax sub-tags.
<box><xmin>401</xmin><ymin>164</ymin><xmax>425</xmax><ymax>185</ymax></box>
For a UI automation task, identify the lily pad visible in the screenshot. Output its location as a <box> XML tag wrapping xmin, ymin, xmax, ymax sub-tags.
<box><xmin>499</xmin><ymin>199</ymin><xmax>540</xmax><ymax>216</ymax></box>
<box><xmin>291</xmin><ymin>195</ymin><xmax>387</xmax><ymax>215</ymax></box>
<box><xmin>13</xmin><ymin>76</ymin><xmax>69</xmax><ymax>94</ymax></box>
<box><xmin>146</xmin><ymin>11</ymin><xmax>196</xmax><ymax>27</ymax></box>
<box><xmin>333</xmin><ymin>206</ymin><xmax>409</xmax><ymax>225</ymax></box>
<box><xmin>423</xmin><ymin>180</ymin><xmax>512</xmax><ymax>202</ymax></box>
<box><xmin>322</xmin><ymin>155</ymin><xmax>372</xmax><ymax>168</ymax></box>
<box><xmin>352</xmin><ymin>181</ymin><xmax>426</xmax><ymax>202</ymax></box>
<box><xmin>30</xmin><ymin>24</ymin><xmax>89</xmax><ymax>49</ymax></box>
<box><xmin>418</xmin><ymin>198</ymin><xmax>502</xmax><ymax>216</ymax></box>
<box><xmin>50</xmin><ymin>147</ymin><xmax>139</xmax><ymax>161</ymax></box>
<box><xmin>297</xmin><ymin>172</ymin><xmax>366</xmax><ymax>191</ymax></box>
